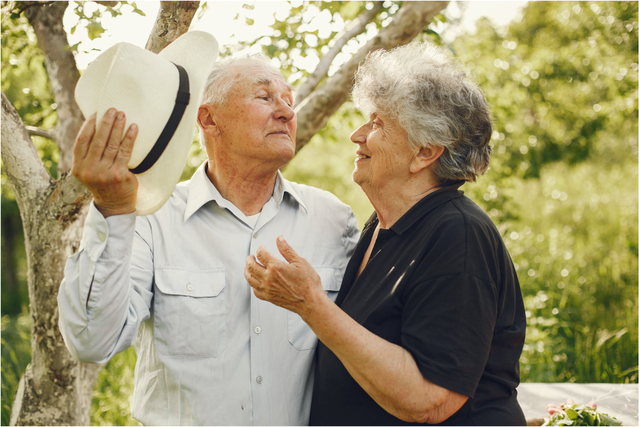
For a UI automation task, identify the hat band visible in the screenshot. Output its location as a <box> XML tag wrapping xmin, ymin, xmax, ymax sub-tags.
<box><xmin>129</xmin><ymin>63</ymin><xmax>191</xmax><ymax>174</ymax></box>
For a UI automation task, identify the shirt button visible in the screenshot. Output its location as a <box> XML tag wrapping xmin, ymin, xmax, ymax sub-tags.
<box><xmin>254</xmin><ymin>326</ymin><xmax>262</xmax><ymax>334</ymax></box>
<box><xmin>256</xmin><ymin>375</ymin><xmax>263</xmax><ymax>384</ymax></box>
<box><xmin>186</xmin><ymin>283</ymin><xmax>194</xmax><ymax>291</ymax></box>
<box><xmin>98</xmin><ymin>232</ymin><xmax>106</xmax><ymax>242</ymax></box>
<box><xmin>253</xmin><ymin>232</ymin><xmax>258</xmax><ymax>239</ymax></box>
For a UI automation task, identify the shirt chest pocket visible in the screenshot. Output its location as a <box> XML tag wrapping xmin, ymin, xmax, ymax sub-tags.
<box><xmin>288</xmin><ymin>267</ymin><xmax>341</xmax><ymax>351</ymax></box>
<box><xmin>153</xmin><ymin>268</ymin><xmax>228</xmax><ymax>358</ymax></box>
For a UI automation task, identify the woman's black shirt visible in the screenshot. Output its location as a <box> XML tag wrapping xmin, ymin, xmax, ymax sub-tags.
<box><xmin>309</xmin><ymin>185</ymin><xmax>527</xmax><ymax>426</ymax></box>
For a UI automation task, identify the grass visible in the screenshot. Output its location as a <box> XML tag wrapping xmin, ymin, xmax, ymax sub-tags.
<box><xmin>503</xmin><ymin>160</ymin><xmax>638</xmax><ymax>383</ymax></box>
<box><xmin>1</xmin><ymin>308</ymin><xmax>31</xmax><ymax>426</ymax></box>
<box><xmin>91</xmin><ymin>347</ymin><xmax>140</xmax><ymax>426</ymax></box>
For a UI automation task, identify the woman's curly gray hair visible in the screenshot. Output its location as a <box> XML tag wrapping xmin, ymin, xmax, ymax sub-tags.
<box><xmin>352</xmin><ymin>42</ymin><xmax>492</xmax><ymax>184</ymax></box>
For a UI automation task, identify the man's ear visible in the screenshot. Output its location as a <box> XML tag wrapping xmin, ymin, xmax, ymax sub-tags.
<box><xmin>410</xmin><ymin>145</ymin><xmax>445</xmax><ymax>174</ymax></box>
<box><xmin>197</xmin><ymin>105</ymin><xmax>220</xmax><ymax>138</ymax></box>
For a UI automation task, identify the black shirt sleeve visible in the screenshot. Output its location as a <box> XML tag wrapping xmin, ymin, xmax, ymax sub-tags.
<box><xmin>400</xmin><ymin>272</ymin><xmax>498</xmax><ymax>398</ymax></box>
<box><xmin>398</xmin><ymin>200</ymin><xmax>504</xmax><ymax>399</ymax></box>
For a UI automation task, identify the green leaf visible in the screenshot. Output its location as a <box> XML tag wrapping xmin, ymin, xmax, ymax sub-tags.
<box><xmin>68</xmin><ymin>41</ymin><xmax>81</xmax><ymax>53</ymax></box>
<box><xmin>598</xmin><ymin>413</ymin><xmax>623</xmax><ymax>426</ymax></box>
<box><xmin>566</xmin><ymin>408</ymin><xmax>579</xmax><ymax>420</ymax></box>
<box><xmin>582</xmin><ymin>410</ymin><xmax>596</xmax><ymax>426</ymax></box>
<box><xmin>86</xmin><ymin>21</ymin><xmax>105</xmax><ymax>40</ymax></box>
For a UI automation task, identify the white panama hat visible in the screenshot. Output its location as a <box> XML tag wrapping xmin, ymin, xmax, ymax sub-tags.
<box><xmin>75</xmin><ymin>31</ymin><xmax>218</xmax><ymax>215</ymax></box>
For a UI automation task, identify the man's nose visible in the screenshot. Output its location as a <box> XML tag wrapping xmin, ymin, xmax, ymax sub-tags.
<box><xmin>275</xmin><ymin>98</ymin><xmax>295</xmax><ymax>122</ymax></box>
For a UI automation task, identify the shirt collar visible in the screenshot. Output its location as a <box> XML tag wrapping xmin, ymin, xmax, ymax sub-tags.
<box><xmin>390</xmin><ymin>182</ymin><xmax>465</xmax><ymax>235</ymax></box>
<box><xmin>274</xmin><ymin>170</ymin><xmax>308</xmax><ymax>213</ymax></box>
<box><xmin>184</xmin><ymin>162</ymin><xmax>307</xmax><ymax>222</ymax></box>
<box><xmin>364</xmin><ymin>182</ymin><xmax>465</xmax><ymax>236</ymax></box>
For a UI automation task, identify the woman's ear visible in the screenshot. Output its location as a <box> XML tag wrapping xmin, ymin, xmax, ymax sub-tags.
<box><xmin>410</xmin><ymin>145</ymin><xmax>445</xmax><ymax>174</ymax></box>
<box><xmin>197</xmin><ymin>105</ymin><xmax>220</xmax><ymax>138</ymax></box>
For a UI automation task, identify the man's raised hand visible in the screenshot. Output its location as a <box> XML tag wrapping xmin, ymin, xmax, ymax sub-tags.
<box><xmin>72</xmin><ymin>109</ymin><xmax>139</xmax><ymax>217</ymax></box>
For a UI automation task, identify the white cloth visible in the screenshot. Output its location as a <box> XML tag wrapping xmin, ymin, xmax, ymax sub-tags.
<box><xmin>58</xmin><ymin>162</ymin><xmax>360</xmax><ymax>425</ymax></box>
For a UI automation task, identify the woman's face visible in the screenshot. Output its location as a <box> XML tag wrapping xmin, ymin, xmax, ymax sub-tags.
<box><xmin>350</xmin><ymin>113</ymin><xmax>416</xmax><ymax>195</ymax></box>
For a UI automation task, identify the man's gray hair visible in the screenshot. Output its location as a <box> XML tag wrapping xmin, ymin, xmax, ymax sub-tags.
<box><xmin>198</xmin><ymin>54</ymin><xmax>280</xmax><ymax>149</ymax></box>
<box><xmin>201</xmin><ymin>53</ymin><xmax>277</xmax><ymax>107</ymax></box>
<box><xmin>352</xmin><ymin>42</ymin><xmax>493</xmax><ymax>184</ymax></box>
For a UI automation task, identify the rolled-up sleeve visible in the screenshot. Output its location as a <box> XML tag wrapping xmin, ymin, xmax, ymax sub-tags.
<box><xmin>58</xmin><ymin>203</ymin><xmax>154</xmax><ymax>363</ymax></box>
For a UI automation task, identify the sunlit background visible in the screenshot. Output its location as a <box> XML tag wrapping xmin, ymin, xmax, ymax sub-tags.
<box><xmin>64</xmin><ymin>1</ymin><xmax>528</xmax><ymax>70</ymax></box>
<box><xmin>2</xmin><ymin>1</ymin><xmax>637</xmax><ymax>425</ymax></box>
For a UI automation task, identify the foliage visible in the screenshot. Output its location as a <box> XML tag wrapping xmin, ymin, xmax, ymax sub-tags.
<box><xmin>1</xmin><ymin>309</ymin><xmax>31</xmax><ymax>426</ymax></box>
<box><xmin>229</xmin><ymin>1</ymin><xmax>396</xmax><ymax>83</ymax></box>
<box><xmin>453</xmin><ymin>1</ymin><xmax>638</xmax><ymax>180</ymax></box>
<box><xmin>497</xmin><ymin>160</ymin><xmax>637</xmax><ymax>384</ymax></box>
<box><xmin>69</xmin><ymin>1</ymin><xmax>146</xmax><ymax>45</ymax></box>
<box><xmin>1</xmin><ymin>11</ymin><xmax>57</xmax><ymax>316</ymax></box>
<box><xmin>542</xmin><ymin>403</ymin><xmax>622</xmax><ymax>426</ymax></box>
<box><xmin>91</xmin><ymin>347</ymin><xmax>140</xmax><ymax>426</ymax></box>
<box><xmin>1</xmin><ymin>11</ymin><xmax>57</xmax><ymax>134</ymax></box>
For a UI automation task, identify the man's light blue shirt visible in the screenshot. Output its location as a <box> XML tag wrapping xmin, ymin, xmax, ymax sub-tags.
<box><xmin>58</xmin><ymin>163</ymin><xmax>360</xmax><ymax>425</ymax></box>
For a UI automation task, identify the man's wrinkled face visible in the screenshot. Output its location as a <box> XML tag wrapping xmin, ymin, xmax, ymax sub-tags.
<box><xmin>213</xmin><ymin>63</ymin><xmax>296</xmax><ymax>169</ymax></box>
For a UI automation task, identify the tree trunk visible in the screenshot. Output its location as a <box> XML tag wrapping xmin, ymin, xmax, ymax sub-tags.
<box><xmin>8</xmin><ymin>179</ymin><xmax>97</xmax><ymax>425</ymax></box>
<box><xmin>145</xmin><ymin>1</ymin><xmax>200</xmax><ymax>54</ymax></box>
<box><xmin>3</xmin><ymin>91</ymin><xmax>100</xmax><ymax>426</ymax></box>
<box><xmin>24</xmin><ymin>1</ymin><xmax>84</xmax><ymax>176</ymax></box>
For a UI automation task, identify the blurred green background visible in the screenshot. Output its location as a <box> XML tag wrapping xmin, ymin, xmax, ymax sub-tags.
<box><xmin>2</xmin><ymin>1</ymin><xmax>637</xmax><ymax>425</ymax></box>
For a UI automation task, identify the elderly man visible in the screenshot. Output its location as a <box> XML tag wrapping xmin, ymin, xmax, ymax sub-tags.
<box><xmin>58</xmin><ymin>54</ymin><xmax>359</xmax><ymax>425</ymax></box>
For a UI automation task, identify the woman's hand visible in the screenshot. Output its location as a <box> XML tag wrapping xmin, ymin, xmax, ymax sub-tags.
<box><xmin>244</xmin><ymin>236</ymin><xmax>326</xmax><ymax>318</ymax></box>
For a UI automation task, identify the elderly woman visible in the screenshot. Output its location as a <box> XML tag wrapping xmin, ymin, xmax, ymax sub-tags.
<box><xmin>245</xmin><ymin>42</ymin><xmax>527</xmax><ymax>426</ymax></box>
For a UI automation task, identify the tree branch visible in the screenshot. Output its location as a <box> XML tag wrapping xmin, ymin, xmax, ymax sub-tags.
<box><xmin>295</xmin><ymin>1</ymin><xmax>449</xmax><ymax>152</ymax></box>
<box><xmin>145</xmin><ymin>1</ymin><xmax>200</xmax><ymax>54</ymax></box>
<box><xmin>44</xmin><ymin>173</ymin><xmax>92</xmax><ymax>225</ymax></box>
<box><xmin>26</xmin><ymin>125</ymin><xmax>55</xmax><ymax>141</ymax></box>
<box><xmin>2</xmin><ymin>92</ymin><xmax>51</xmax><ymax>210</ymax></box>
<box><xmin>93</xmin><ymin>0</ymin><xmax>118</xmax><ymax>6</ymax></box>
<box><xmin>295</xmin><ymin>2</ymin><xmax>384</xmax><ymax>107</ymax></box>
<box><xmin>24</xmin><ymin>1</ymin><xmax>83</xmax><ymax>176</ymax></box>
